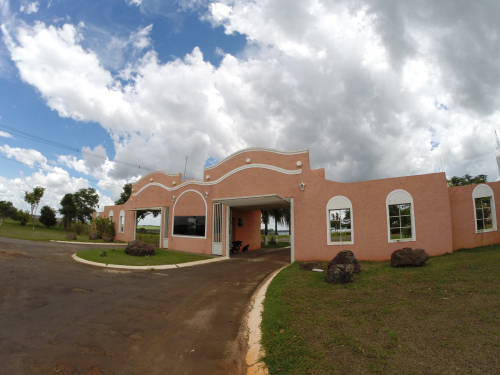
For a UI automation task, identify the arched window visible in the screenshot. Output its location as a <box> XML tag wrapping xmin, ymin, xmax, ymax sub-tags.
<box><xmin>386</xmin><ymin>189</ymin><xmax>416</xmax><ymax>243</ymax></box>
<box><xmin>473</xmin><ymin>184</ymin><xmax>497</xmax><ymax>233</ymax></box>
<box><xmin>119</xmin><ymin>210</ymin><xmax>125</xmax><ymax>233</ymax></box>
<box><xmin>109</xmin><ymin>210</ymin><xmax>114</xmax><ymax>223</ymax></box>
<box><xmin>326</xmin><ymin>196</ymin><xmax>353</xmax><ymax>245</ymax></box>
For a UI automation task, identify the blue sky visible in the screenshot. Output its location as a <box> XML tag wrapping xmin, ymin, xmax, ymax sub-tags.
<box><xmin>1</xmin><ymin>0</ymin><xmax>500</xmax><ymax>222</ymax></box>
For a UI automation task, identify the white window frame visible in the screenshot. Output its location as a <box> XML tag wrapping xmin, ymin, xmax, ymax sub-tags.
<box><xmin>119</xmin><ymin>210</ymin><xmax>125</xmax><ymax>233</ymax></box>
<box><xmin>171</xmin><ymin>189</ymin><xmax>207</xmax><ymax>239</ymax></box>
<box><xmin>109</xmin><ymin>210</ymin><xmax>114</xmax><ymax>223</ymax></box>
<box><xmin>386</xmin><ymin>189</ymin><xmax>416</xmax><ymax>243</ymax></box>
<box><xmin>472</xmin><ymin>184</ymin><xmax>497</xmax><ymax>233</ymax></box>
<box><xmin>326</xmin><ymin>196</ymin><xmax>354</xmax><ymax>245</ymax></box>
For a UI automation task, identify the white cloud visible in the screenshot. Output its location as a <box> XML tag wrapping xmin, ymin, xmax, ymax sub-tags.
<box><xmin>126</xmin><ymin>0</ymin><xmax>142</xmax><ymax>6</ymax></box>
<box><xmin>3</xmin><ymin>0</ymin><xmax>500</xmax><ymax>187</ymax></box>
<box><xmin>0</xmin><ymin>130</ymin><xmax>12</xmax><ymax>138</ymax></box>
<box><xmin>20</xmin><ymin>1</ymin><xmax>39</xmax><ymax>14</ymax></box>
<box><xmin>0</xmin><ymin>144</ymin><xmax>49</xmax><ymax>168</ymax></box>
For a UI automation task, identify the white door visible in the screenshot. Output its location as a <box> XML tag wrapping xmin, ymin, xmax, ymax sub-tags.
<box><xmin>212</xmin><ymin>203</ymin><xmax>223</xmax><ymax>255</ymax></box>
<box><xmin>163</xmin><ymin>206</ymin><xmax>169</xmax><ymax>248</ymax></box>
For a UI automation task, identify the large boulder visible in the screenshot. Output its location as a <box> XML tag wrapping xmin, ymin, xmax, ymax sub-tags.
<box><xmin>89</xmin><ymin>232</ymin><xmax>98</xmax><ymax>240</ymax></box>
<box><xmin>125</xmin><ymin>240</ymin><xmax>156</xmax><ymax>257</ymax></box>
<box><xmin>299</xmin><ymin>262</ymin><xmax>324</xmax><ymax>271</ymax></box>
<box><xmin>65</xmin><ymin>233</ymin><xmax>76</xmax><ymax>240</ymax></box>
<box><xmin>326</xmin><ymin>250</ymin><xmax>360</xmax><ymax>284</ymax></box>
<box><xmin>326</xmin><ymin>263</ymin><xmax>356</xmax><ymax>284</ymax></box>
<box><xmin>102</xmin><ymin>235</ymin><xmax>114</xmax><ymax>242</ymax></box>
<box><xmin>390</xmin><ymin>247</ymin><xmax>429</xmax><ymax>267</ymax></box>
<box><xmin>327</xmin><ymin>250</ymin><xmax>361</xmax><ymax>274</ymax></box>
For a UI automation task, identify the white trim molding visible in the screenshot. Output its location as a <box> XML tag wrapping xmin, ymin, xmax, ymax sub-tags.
<box><xmin>131</xmin><ymin>170</ymin><xmax>180</xmax><ymax>185</ymax></box>
<box><xmin>386</xmin><ymin>189</ymin><xmax>416</xmax><ymax>243</ymax></box>
<box><xmin>326</xmin><ymin>196</ymin><xmax>354</xmax><ymax>245</ymax></box>
<box><xmin>171</xmin><ymin>189</ymin><xmax>208</xmax><ymax>239</ymax></box>
<box><xmin>472</xmin><ymin>184</ymin><xmax>497</xmax><ymax>233</ymax></box>
<box><xmin>203</xmin><ymin>147</ymin><xmax>308</xmax><ymax>171</ymax></box>
<box><xmin>132</xmin><ymin>164</ymin><xmax>302</xmax><ymax>197</ymax></box>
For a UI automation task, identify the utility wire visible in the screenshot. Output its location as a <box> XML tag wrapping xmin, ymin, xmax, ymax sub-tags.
<box><xmin>0</xmin><ymin>154</ymin><xmax>124</xmax><ymax>187</ymax></box>
<box><xmin>0</xmin><ymin>123</ymin><xmax>153</xmax><ymax>172</ymax></box>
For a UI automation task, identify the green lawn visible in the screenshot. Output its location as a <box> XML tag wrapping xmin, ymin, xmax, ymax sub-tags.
<box><xmin>135</xmin><ymin>233</ymin><xmax>160</xmax><ymax>245</ymax></box>
<box><xmin>261</xmin><ymin>241</ymin><xmax>291</xmax><ymax>249</ymax></box>
<box><xmin>137</xmin><ymin>225</ymin><xmax>161</xmax><ymax>231</ymax></box>
<box><xmin>261</xmin><ymin>245</ymin><xmax>500</xmax><ymax>374</ymax></box>
<box><xmin>0</xmin><ymin>220</ymin><xmax>123</xmax><ymax>243</ymax></box>
<box><xmin>76</xmin><ymin>248</ymin><xmax>211</xmax><ymax>266</ymax></box>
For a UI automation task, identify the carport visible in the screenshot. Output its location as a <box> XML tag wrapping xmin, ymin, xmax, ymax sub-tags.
<box><xmin>212</xmin><ymin>194</ymin><xmax>295</xmax><ymax>261</ymax></box>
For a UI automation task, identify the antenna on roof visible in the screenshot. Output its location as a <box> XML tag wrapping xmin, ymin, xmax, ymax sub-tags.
<box><xmin>183</xmin><ymin>155</ymin><xmax>188</xmax><ymax>181</ymax></box>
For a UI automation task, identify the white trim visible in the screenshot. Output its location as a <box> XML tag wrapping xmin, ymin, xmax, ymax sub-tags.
<box><xmin>225</xmin><ymin>205</ymin><xmax>230</xmax><ymax>258</ymax></box>
<box><xmin>326</xmin><ymin>196</ymin><xmax>354</xmax><ymax>245</ymax></box>
<box><xmin>125</xmin><ymin>207</ymin><xmax>163</xmax><ymax>211</ymax></box>
<box><xmin>386</xmin><ymin>189</ymin><xmax>416</xmax><ymax>243</ymax></box>
<box><xmin>109</xmin><ymin>210</ymin><xmax>114</xmax><ymax>218</ymax></box>
<box><xmin>133</xmin><ymin>211</ymin><xmax>137</xmax><ymax>240</ymax></box>
<box><xmin>171</xmin><ymin>189</ymin><xmax>208</xmax><ymax>239</ymax></box>
<box><xmin>290</xmin><ymin>197</ymin><xmax>295</xmax><ymax>262</ymax></box>
<box><xmin>132</xmin><ymin>164</ymin><xmax>302</xmax><ymax>197</ymax></box>
<box><xmin>203</xmin><ymin>147</ymin><xmax>308</xmax><ymax>170</ymax></box>
<box><xmin>131</xmin><ymin>170</ymin><xmax>180</xmax><ymax>184</ymax></box>
<box><xmin>472</xmin><ymin>184</ymin><xmax>497</xmax><ymax>233</ymax></box>
<box><xmin>119</xmin><ymin>210</ymin><xmax>125</xmax><ymax>233</ymax></box>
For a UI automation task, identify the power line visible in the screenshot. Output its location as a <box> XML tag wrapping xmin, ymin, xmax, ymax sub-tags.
<box><xmin>0</xmin><ymin>154</ymin><xmax>124</xmax><ymax>187</ymax></box>
<box><xmin>0</xmin><ymin>123</ymin><xmax>153</xmax><ymax>172</ymax></box>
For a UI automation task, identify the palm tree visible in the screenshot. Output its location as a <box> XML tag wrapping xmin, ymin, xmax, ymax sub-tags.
<box><xmin>261</xmin><ymin>209</ymin><xmax>271</xmax><ymax>245</ymax></box>
<box><xmin>271</xmin><ymin>209</ymin><xmax>286</xmax><ymax>243</ymax></box>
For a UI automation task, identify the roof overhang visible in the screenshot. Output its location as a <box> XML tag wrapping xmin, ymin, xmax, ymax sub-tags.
<box><xmin>125</xmin><ymin>207</ymin><xmax>163</xmax><ymax>211</ymax></box>
<box><xmin>212</xmin><ymin>194</ymin><xmax>291</xmax><ymax>210</ymax></box>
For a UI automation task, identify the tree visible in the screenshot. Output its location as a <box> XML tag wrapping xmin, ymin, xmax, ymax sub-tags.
<box><xmin>74</xmin><ymin>187</ymin><xmax>99</xmax><ymax>224</ymax></box>
<box><xmin>447</xmin><ymin>174</ymin><xmax>487</xmax><ymax>187</ymax></box>
<box><xmin>0</xmin><ymin>201</ymin><xmax>17</xmax><ymax>226</ymax></box>
<box><xmin>271</xmin><ymin>209</ymin><xmax>287</xmax><ymax>243</ymax></box>
<box><xmin>59</xmin><ymin>193</ymin><xmax>77</xmax><ymax>231</ymax></box>
<box><xmin>261</xmin><ymin>209</ymin><xmax>271</xmax><ymax>245</ymax></box>
<box><xmin>24</xmin><ymin>186</ymin><xmax>45</xmax><ymax>230</ymax></box>
<box><xmin>115</xmin><ymin>183</ymin><xmax>132</xmax><ymax>205</ymax></box>
<box><xmin>38</xmin><ymin>206</ymin><xmax>57</xmax><ymax>229</ymax></box>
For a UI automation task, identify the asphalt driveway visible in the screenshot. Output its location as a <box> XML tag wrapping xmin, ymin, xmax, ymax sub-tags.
<box><xmin>0</xmin><ymin>237</ymin><xmax>290</xmax><ymax>375</ymax></box>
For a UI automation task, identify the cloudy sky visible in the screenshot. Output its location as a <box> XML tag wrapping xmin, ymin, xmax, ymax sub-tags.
<box><xmin>1</xmin><ymin>0</ymin><xmax>500</xmax><ymax>223</ymax></box>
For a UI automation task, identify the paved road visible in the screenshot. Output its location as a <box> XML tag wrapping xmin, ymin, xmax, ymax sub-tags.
<box><xmin>0</xmin><ymin>237</ymin><xmax>290</xmax><ymax>375</ymax></box>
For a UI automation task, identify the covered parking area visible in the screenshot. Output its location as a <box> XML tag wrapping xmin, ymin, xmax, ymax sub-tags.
<box><xmin>211</xmin><ymin>194</ymin><xmax>295</xmax><ymax>261</ymax></box>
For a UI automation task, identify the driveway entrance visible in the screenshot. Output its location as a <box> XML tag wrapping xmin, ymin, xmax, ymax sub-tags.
<box><xmin>0</xmin><ymin>237</ymin><xmax>290</xmax><ymax>375</ymax></box>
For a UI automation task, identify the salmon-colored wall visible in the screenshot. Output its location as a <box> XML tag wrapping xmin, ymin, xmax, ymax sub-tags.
<box><xmin>94</xmin><ymin>148</ymin><xmax>500</xmax><ymax>261</ymax></box>
<box><xmin>449</xmin><ymin>182</ymin><xmax>500</xmax><ymax>250</ymax></box>
<box><xmin>231</xmin><ymin>209</ymin><xmax>261</xmax><ymax>251</ymax></box>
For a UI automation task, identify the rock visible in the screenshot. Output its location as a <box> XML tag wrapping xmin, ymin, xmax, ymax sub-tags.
<box><xmin>327</xmin><ymin>250</ymin><xmax>361</xmax><ymax>274</ymax></box>
<box><xmin>391</xmin><ymin>248</ymin><xmax>429</xmax><ymax>267</ymax></box>
<box><xmin>124</xmin><ymin>240</ymin><xmax>156</xmax><ymax>257</ymax></box>
<box><xmin>299</xmin><ymin>262</ymin><xmax>324</xmax><ymax>271</ymax></box>
<box><xmin>326</xmin><ymin>263</ymin><xmax>356</xmax><ymax>284</ymax></box>
<box><xmin>65</xmin><ymin>233</ymin><xmax>76</xmax><ymax>240</ymax></box>
<box><xmin>89</xmin><ymin>232</ymin><xmax>98</xmax><ymax>240</ymax></box>
<box><xmin>102</xmin><ymin>235</ymin><xmax>114</xmax><ymax>242</ymax></box>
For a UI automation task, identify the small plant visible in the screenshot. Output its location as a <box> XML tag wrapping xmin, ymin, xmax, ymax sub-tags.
<box><xmin>74</xmin><ymin>221</ymin><xmax>84</xmax><ymax>235</ymax></box>
<box><xmin>100</xmin><ymin>250</ymin><xmax>107</xmax><ymax>257</ymax></box>
<box><xmin>93</xmin><ymin>217</ymin><xmax>115</xmax><ymax>239</ymax></box>
<box><xmin>145</xmin><ymin>255</ymin><xmax>150</xmax><ymax>259</ymax></box>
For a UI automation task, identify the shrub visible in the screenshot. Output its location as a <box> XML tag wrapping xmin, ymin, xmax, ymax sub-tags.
<box><xmin>93</xmin><ymin>217</ymin><xmax>115</xmax><ymax>239</ymax></box>
<box><xmin>16</xmin><ymin>210</ymin><xmax>30</xmax><ymax>226</ymax></box>
<box><xmin>74</xmin><ymin>222</ymin><xmax>84</xmax><ymax>235</ymax></box>
<box><xmin>38</xmin><ymin>206</ymin><xmax>57</xmax><ymax>229</ymax></box>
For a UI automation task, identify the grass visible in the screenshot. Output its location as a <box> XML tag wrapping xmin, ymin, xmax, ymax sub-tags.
<box><xmin>261</xmin><ymin>244</ymin><xmax>500</xmax><ymax>374</ymax></box>
<box><xmin>135</xmin><ymin>233</ymin><xmax>160</xmax><ymax>245</ymax></box>
<box><xmin>137</xmin><ymin>225</ymin><xmax>160</xmax><ymax>231</ymax></box>
<box><xmin>261</xmin><ymin>241</ymin><xmax>291</xmax><ymax>249</ymax></box>
<box><xmin>76</xmin><ymin>248</ymin><xmax>211</xmax><ymax>266</ymax></box>
<box><xmin>0</xmin><ymin>220</ymin><xmax>124</xmax><ymax>243</ymax></box>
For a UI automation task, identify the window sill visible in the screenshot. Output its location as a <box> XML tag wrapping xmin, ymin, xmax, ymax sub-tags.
<box><xmin>328</xmin><ymin>242</ymin><xmax>354</xmax><ymax>246</ymax></box>
<box><xmin>476</xmin><ymin>228</ymin><xmax>497</xmax><ymax>234</ymax></box>
<box><xmin>388</xmin><ymin>238</ymin><xmax>415</xmax><ymax>243</ymax></box>
<box><xmin>172</xmin><ymin>234</ymin><xmax>207</xmax><ymax>239</ymax></box>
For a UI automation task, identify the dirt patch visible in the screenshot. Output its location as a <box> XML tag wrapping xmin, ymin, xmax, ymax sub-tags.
<box><xmin>0</xmin><ymin>250</ymin><xmax>34</xmax><ymax>259</ymax></box>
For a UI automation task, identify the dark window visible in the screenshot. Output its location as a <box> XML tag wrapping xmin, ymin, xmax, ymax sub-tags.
<box><xmin>173</xmin><ymin>216</ymin><xmax>206</xmax><ymax>237</ymax></box>
<box><xmin>238</xmin><ymin>218</ymin><xmax>244</xmax><ymax>227</ymax></box>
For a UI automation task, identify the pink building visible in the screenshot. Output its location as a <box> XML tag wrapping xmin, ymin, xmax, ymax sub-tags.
<box><xmin>93</xmin><ymin>148</ymin><xmax>500</xmax><ymax>261</ymax></box>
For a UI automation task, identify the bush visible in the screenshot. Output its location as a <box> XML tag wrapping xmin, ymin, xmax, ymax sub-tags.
<box><xmin>93</xmin><ymin>217</ymin><xmax>115</xmax><ymax>239</ymax></box>
<box><xmin>16</xmin><ymin>210</ymin><xmax>30</xmax><ymax>226</ymax></box>
<box><xmin>74</xmin><ymin>221</ymin><xmax>84</xmax><ymax>235</ymax></box>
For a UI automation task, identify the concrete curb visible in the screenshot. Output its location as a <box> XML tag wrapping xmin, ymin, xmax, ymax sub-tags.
<box><xmin>51</xmin><ymin>240</ymin><xmax>127</xmax><ymax>245</ymax></box>
<box><xmin>246</xmin><ymin>263</ymin><xmax>291</xmax><ymax>375</ymax></box>
<box><xmin>72</xmin><ymin>253</ymin><xmax>228</xmax><ymax>270</ymax></box>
